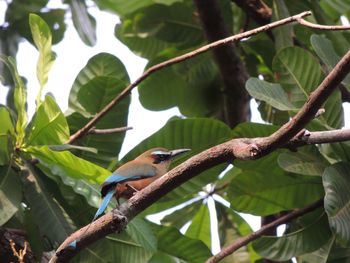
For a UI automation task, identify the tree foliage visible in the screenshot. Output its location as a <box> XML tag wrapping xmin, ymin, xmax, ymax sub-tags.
<box><xmin>1</xmin><ymin>0</ymin><xmax>350</xmax><ymax>262</ymax></box>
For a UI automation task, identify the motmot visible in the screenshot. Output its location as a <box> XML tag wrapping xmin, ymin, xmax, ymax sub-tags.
<box><xmin>66</xmin><ymin>147</ymin><xmax>190</xmax><ymax>250</ymax></box>
<box><xmin>94</xmin><ymin>147</ymin><xmax>190</xmax><ymax>220</ymax></box>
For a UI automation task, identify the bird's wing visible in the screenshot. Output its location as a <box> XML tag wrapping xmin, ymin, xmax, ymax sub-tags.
<box><xmin>101</xmin><ymin>162</ymin><xmax>157</xmax><ymax>196</ymax></box>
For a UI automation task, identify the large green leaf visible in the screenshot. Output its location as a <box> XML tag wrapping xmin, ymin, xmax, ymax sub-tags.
<box><xmin>115</xmin><ymin>2</ymin><xmax>204</xmax><ymax>58</ymax></box>
<box><xmin>215</xmin><ymin>202</ymin><xmax>259</xmax><ymax>263</ymax></box>
<box><xmin>185</xmin><ymin>203</ymin><xmax>211</xmax><ymax>249</ymax></box>
<box><xmin>97</xmin><ymin>0</ymin><xmax>154</xmax><ymax>16</ymax></box>
<box><xmin>69</xmin><ymin>0</ymin><xmax>96</xmax><ymax>46</ymax></box>
<box><xmin>22</xmin><ymin>164</ymin><xmax>75</xmax><ymax>245</ymax></box>
<box><xmin>253</xmin><ymin>213</ymin><xmax>332</xmax><ymax>261</ymax></box>
<box><xmin>29</xmin><ymin>13</ymin><xmax>55</xmax><ymax>105</ymax></box>
<box><xmin>67</xmin><ymin>53</ymin><xmax>130</xmax><ymax>167</ymax></box>
<box><xmin>26</xmin><ymin>95</ymin><xmax>69</xmax><ymax>146</ymax></box>
<box><xmin>0</xmin><ymin>106</ymin><xmax>14</xmax><ymax>165</ymax></box>
<box><xmin>152</xmin><ymin>223</ymin><xmax>212</xmax><ymax>263</ymax></box>
<box><xmin>0</xmin><ymin>56</ymin><xmax>27</xmax><ymax>146</ymax></box>
<box><xmin>68</xmin><ymin>52</ymin><xmax>129</xmax><ymax>116</ymax></box>
<box><xmin>272</xmin><ymin>0</ymin><xmax>293</xmax><ymax>50</ymax></box>
<box><xmin>126</xmin><ymin>217</ymin><xmax>157</xmax><ymax>253</ymax></box>
<box><xmin>273</xmin><ymin>46</ymin><xmax>343</xmax><ymax>128</ymax></box>
<box><xmin>245</xmin><ymin>78</ymin><xmax>297</xmax><ymax>111</ymax></box>
<box><xmin>0</xmin><ymin>165</ymin><xmax>22</xmax><ymax>225</ymax></box>
<box><xmin>139</xmin><ymin>53</ymin><xmax>222</xmax><ymax>117</ymax></box>
<box><xmin>25</xmin><ymin>145</ymin><xmax>110</xmax><ymax>184</ymax></box>
<box><xmin>323</xmin><ymin>162</ymin><xmax>350</xmax><ymax>246</ymax></box>
<box><xmin>278</xmin><ymin>146</ymin><xmax>329</xmax><ymax>176</ymax></box>
<box><xmin>228</xmin><ymin>162</ymin><xmax>324</xmax><ymax>215</ymax></box>
<box><xmin>311</xmin><ymin>34</ymin><xmax>350</xmax><ymax>87</ymax></box>
<box><xmin>122</xmin><ymin>118</ymin><xmax>231</xmax><ymax>200</ymax></box>
<box><xmin>74</xmin><ymin>233</ymin><xmax>153</xmax><ymax>263</ymax></box>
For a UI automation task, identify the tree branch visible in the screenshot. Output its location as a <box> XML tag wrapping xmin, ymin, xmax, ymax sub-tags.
<box><xmin>87</xmin><ymin>126</ymin><xmax>132</xmax><ymax>135</ymax></box>
<box><xmin>194</xmin><ymin>0</ymin><xmax>250</xmax><ymax>127</ymax></box>
<box><xmin>51</xmin><ymin>15</ymin><xmax>350</xmax><ymax>262</ymax></box>
<box><xmin>205</xmin><ymin>199</ymin><xmax>323</xmax><ymax>263</ymax></box>
<box><xmin>67</xmin><ymin>11</ymin><xmax>313</xmax><ymax>144</ymax></box>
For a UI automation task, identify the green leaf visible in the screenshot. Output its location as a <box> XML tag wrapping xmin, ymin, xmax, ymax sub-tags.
<box><xmin>215</xmin><ymin>202</ymin><xmax>259</xmax><ymax>263</ymax></box>
<box><xmin>126</xmin><ymin>217</ymin><xmax>157</xmax><ymax>253</ymax></box>
<box><xmin>68</xmin><ymin>52</ymin><xmax>129</xmax><ymax>116</ymax></box>
<box><xmin>253</xmin><ymin>213</ymin><xmax>332</xmax><ymax>261</ymax></box>
<box><xmin>48</xmin><ymin>144</ymin><xmax>97</xmax><ymax>154</ymax></box>
<box><xmin>311</xmin><ymin>34</ymin><xmax>350</xmax><ymax>86</ymax></box>
<box><xmin>75</xmin><ymin>233</ymin><xmax>153</xmax><ymax>263</ymax></box>
<box><xmin>323</xmin><ymin>162</ymin><xmax>350</xmax><ymax>246</ymax></box>
<box><xmin>185</xmin><ymin>203</ymin><xmax>211</xmax><ymax>249</ymax></box>
<box><xmin>25</xmin><ymin>145</ymin><xmax>110</xmax><ymax>184</ymax></box>
<box><xmin>273</xmin><ymin>47</ymin><xmax>322</xmax><ymax>96</ymax></box>
<box><xmin>273</xmin><ymin>46</ymin><xmax>343</xmax><ymax>128</ymax></box>
<box><xmin>228</xmin><ymin>164</ymin><xmax>324</xmax><ymax>215</ymax></box>
<box><xmin>0</xmin><ymin>56</ymin><xmax>27</xmax><ymax>147</ymax></box>
<box><xmin>278</xmin><ymin>146</ymin><xmax>329</xmax><ymax>176</ymax></box>
<box><xmin>22</xmin><ymin>164</ymin><xmax>75</xmax><ymax>245</ymax></box>
<box><xmin>246</xmin><ymin>78</ymin><xmax>297</xmax><ymax>111</ymax></box>
<box><xmin>29</xmin><ymin>13</ymin><xmax>55</xmax><ymax>106</ymax></box>
<box><xmin>69</xmin><ymin>0</ymin><xmax>97</xmax><ymax>46</ymax></box>
<box><xmin>0</xmin><ymin>165</ymin><xmax>22</xmax><ymax>225</ymax></box>
<box><xmin>67</xmin><ymin>53</ymin><xmax>130</xmax><ymax>167</ymax></box>
<box><xmin>152</xmin><ymin>223</ymin><xmax>212</xmax><ymax>263</ymax></box>
<box><xmin>0</xmin><ymin>106</ymin><xmax>14</xmax><ymax>165</ymax></box>
<box><xmin>97</xmin><ymin>0</ymin><xmax>154</xmax><ymax>16</ymax></box>
<box><xmin>139</xmin><ymin>53</ymin><xmax>221</xmax><ymax>117</ymax></box>
<box><xmin>23</xmin><ymin>205</ymin><xmax>43</xmax><ymax>259</ymax></box>
<box><xmin>272</xmin><ymin>0</ymin><xmax>293</xmax><ymax>50</ymax></box>
<box><xmin>26</xmin><ymin>95</ymin><xmax>69</xmax><ymax>146</ymax></box>
<box><xmin>122</xmin><ymin>118</ymin><xmax>231</xmax><ymax>200</ymax></box>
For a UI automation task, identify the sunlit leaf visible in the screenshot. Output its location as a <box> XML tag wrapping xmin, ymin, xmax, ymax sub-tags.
<box><xmin>29</xmin><ymin>13</ymin><xmax>55</xmax><ymax>105</ymax></box>
<box><xmin>25</xmin><ymin>145</ymin><xmax>110</xmax><ymax>184</ymax></box>
<box><xmin>26</xmin><ymin>95</ymin><xmax>69</xmax><ymax>146</ymax></box>
<box><xmin>0</xmin><ymin>106</ymin><xmax>14</xmax><ymax>165</ymax></box>
<box><xmin>0</xmin><ymin>56</ymin><xmax>27</xmax><ymax>146</ymax></box>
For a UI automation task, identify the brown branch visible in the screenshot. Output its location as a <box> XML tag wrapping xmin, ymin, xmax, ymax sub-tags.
<box><xmin>297</xmin><ymin>18</ymin><xmax>350</xmax><ymax>30</ymax></box>
<box><xmin>205</xmin><ymin>199</ymin><xmax>323</xmax><ymax>263</ymax></box>
<box><xmin>51</xmin><ymin>16</ymin><xmax>350</xmax><ymax>262</ymax></box>
<box><xmin>67</xmin><ymin>11</ymin><xmax>313</xmax><ymax>144</ymax></box>
<box><xmin>87</xmin><ymin>126</ymin><xmax>132</xmax><ymax>135</ymax></box>
<box><xmin>288</xmin><ymin>128</ymin><xmax>350</xmax><ymax>146</ymax></box>
<box><xmin>194</xmin><ymin>0</ymin><xmax>250</xmax><ymax>127</ymax></box>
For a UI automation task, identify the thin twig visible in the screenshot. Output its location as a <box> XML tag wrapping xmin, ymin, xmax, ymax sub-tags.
<box><xmin>297</xmin><ymin>18</ymin><xmax>350</xmax><ymax>30</ymax></box>
<box><xmin>67</xmin><ymin>11</ymin><xmax>313</xmax><ymax>144</ymax></box>
<box><xmin>288</xmin><ymin>128</ymin><xmax>350</xmax><ymax>146</ymax></box>
<box><xmin>87</xmin><ymin>126</ymin><xmax>132</xmax><ymax>135</ymax></box>
<box><xmin>205</xmin><ymin>199</ymin><xmax>323</xmax><ymax>263</ymax></box>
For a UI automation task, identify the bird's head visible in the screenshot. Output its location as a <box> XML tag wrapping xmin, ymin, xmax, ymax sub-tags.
<box><xmin>136</xmin><ymin>147</ymin><xmax>190</xmax><ymax>167</ymax></box>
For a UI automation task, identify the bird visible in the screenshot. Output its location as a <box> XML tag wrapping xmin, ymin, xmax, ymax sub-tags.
<box><xmin>65</xmin><ymin>147</ymin><xmax>190</xmax><ymax>250</ymax></box>
<box><xmin>96</xmin><ymin>147</ymin><xmax>191</xmax><ymax>219</ymax></box>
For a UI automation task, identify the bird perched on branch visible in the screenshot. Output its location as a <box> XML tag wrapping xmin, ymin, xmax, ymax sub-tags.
<box><xmin>94</xmin><ymin>147</ymin><xmax>190</xmax><ymax>220</ymax></box>
<box><xmin>66</xmin><ymin>147</ymin><xmax>190</xmax><ymax>250</ymax></box>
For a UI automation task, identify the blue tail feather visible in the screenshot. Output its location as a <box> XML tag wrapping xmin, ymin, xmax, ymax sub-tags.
<box><xmin>93</xmin><ymin>190</ymin><xmax>114</xmax><ymax>220</ymax></box>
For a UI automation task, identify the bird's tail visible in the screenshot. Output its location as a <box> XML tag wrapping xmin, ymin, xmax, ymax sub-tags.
<box><xmin>64</xmin><ymin>189</ymin><xmax>115</xmax><ymax>250</ymax></box>
<box><xmin>94</xmin><ymin>189</ymin><xmax>114</xmax><ymax>220</ymax></box>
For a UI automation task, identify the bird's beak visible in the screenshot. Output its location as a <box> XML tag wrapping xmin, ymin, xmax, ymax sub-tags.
<box><xmin>170</xmin><ymin>148</ymin><xmax>191</xmax><ymax>158</ymax></box>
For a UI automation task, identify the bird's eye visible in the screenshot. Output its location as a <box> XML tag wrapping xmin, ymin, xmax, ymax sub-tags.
<box><xmin>158</xmin><ymin>154</ymin><xmax>168</xmax><ymax>161</ymax></box>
